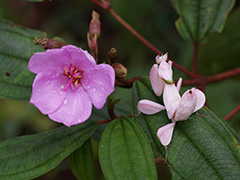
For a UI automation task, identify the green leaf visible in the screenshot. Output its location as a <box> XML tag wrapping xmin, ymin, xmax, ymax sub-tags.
<box><xmin>99</xmin><ymin>117</ymin><xmax>157</xmax><ymax>180</ymax></box>
<box><xmin>171</xmin><ymin>0</ymin><xmax>235</xmax><ymax>42</ymax></box>
<box><xmin>0</xmin><ymin>19</ymin><xmax>46</xmax><ymax>100</ymax></box>
<box><xmin>69</xmin><ymin>139</ymin><xmax>95</xmax><ymax>180</ymax></box>
<box><xmin>132</xmin><ymin>77</ymin><xmax>240</xmax><ymax>179</ymax></box>
<box><xmin>0</xmin><ymin>120</ymin><xmax>97</xmax><ymax>180</ymax></box>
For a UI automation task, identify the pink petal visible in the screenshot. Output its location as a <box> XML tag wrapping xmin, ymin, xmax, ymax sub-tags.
<box><xmin>30</xmin><ymin>71</ymin><xmax>68</xmax><ymax>114</ymax></box>
<box><xmin>191</xmin><ymin>88</ymin><xmax>206</xmax><ymax>112</ymax></box>
<box><xmin>158</xmin><ymin>61</ymin><xmax>173</xmax><ymax>82</ymax></box>
<box><xmin>176</xmin><ymin>77</ymin><xmax>182</xmax><ymax>92</ymax></box>
<box><xmin>149</xmin><ymin>64</ymin><xmax>165</xmax><ymax>96</ymax></box>
<box><xmin>163</xmin><ymin>84</ymin><xmax>181</xmax><ymax>119</ymax></box>
<box><xmin>81</xmin><ymin>64</ymin><xmax>115</xmax><ymax>109</ymax></box>
<box><xmin>155</xmin><ymin>53</ymin><xmax>168</xmax><ymax>64</ymax></box>
<box><xmin>28</xmin><ymin>46</ymin><xmax>71</xmax><ymax>74</ymax></box>
<box><xmin>65</xmin><ymin>45</ymin><xmax>96</xmax><ymax>71</ymax></box>
<box><xmin>48</xmin><ymin>87</ymin><xmax>92</xmax><ymax>126</ymax></box>
<box><xmin>157</xmin><ymin>122</ymin><xmax>176</xmax><ymax>147</ymax></box>
<box><xmin>174</xmin><ymin>89</ymin><xmax>197</xmax><ymax>121</ymax></box>
<box><xmin>137</xmin><ymin>99</ymin><xmax>165</xmax><ymax>115</ymax></box>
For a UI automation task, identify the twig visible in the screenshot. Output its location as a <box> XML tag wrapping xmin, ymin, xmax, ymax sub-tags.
<box><xmin>224</xmin><ymin>104</ymin><xmax>240</xmax><ymax>121</ymax></box>
<box><xmin>182</xmin><ymin>67</ymin><xmax>240</xmax><ymax>86</ymax></box>
<box><xmin>91</xmin><ymin>0</ymin><xmax>196</xmax><ymax>78</ymax></box>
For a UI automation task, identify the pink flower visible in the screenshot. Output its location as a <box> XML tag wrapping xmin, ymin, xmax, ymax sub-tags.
<box><xmin>28</xmin><ymin>45</ymin><xmax>115</xmax><ymax>126</ymax></box>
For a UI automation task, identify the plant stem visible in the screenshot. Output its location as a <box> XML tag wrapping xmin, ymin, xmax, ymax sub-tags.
<box><xmin>91</xmin><ymin>0</ymin><xmax>196</xmax><ymax>78</ymax></box>
<box><xmin>182</xmin><ymin>67</ymin><xmax>240</xmax><ymax>86</ymax></box>
<box><xmin>224</xmin><ymin>104</ymin><xmax>240</xmax><ymax>121</ymax></box>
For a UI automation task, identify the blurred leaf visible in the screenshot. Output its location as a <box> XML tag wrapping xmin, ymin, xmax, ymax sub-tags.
<box><xmin>0</xmin><ymin>120</ymin><xmax>97</xmax><ymax>180</ymax></box>
<box><xmin>132</xmin><ymin>77</ymin><xmax>240</xmax><ymax>179</ymax></box>
<box><xmin>21</xmin><ymin>0</ymin><xmax>44</xmax><ymax>2</ymax></box>
<box><xmin>69</xmin><ymin>139</ymin><xmax>94</xmax><ymax>180</ymax></box>
<box><xmin>0</xmin><ymin>19</ymin><xmax>45</xmax><ymax>100</ymax></box>
<box><xmin>99</xmin><ymin>117</ymin><xmax>157</xmax><ymax>180</ymax></box>
<box><xmin>198</xmin><ymin>7</ymin><xmax>240</xmax><ymax>75</ymax></box>
<box><xmin>171</xmin><ymin>0</ymin><xmax>235</xmax><ymax>42</ymax></box>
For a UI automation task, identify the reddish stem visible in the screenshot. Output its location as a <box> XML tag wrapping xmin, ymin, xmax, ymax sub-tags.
<box><xmin>91</xmin><ymin>0</ymin><xmax>196</xmax><ymax>78</ymax></box>
<box><xmin>182</xmin><ymin>67</ymin><xmax>240</xmax><ymax>86</ymax></box>
<box><xmin>97</xmin><ymin>118</ymin><xmax>112</xmax><ymax>125</ymax></box>
<box><xmin>224</xmin><ymin>104</ymin><xmax>240</xmax><ymax>121</ymax></box>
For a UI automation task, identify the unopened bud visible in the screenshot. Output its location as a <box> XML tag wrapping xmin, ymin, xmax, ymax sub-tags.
<box><xmin>108</xmin><ymin>48</ymin><xmax>119</xmax><ymax>64</ymax></box>
<box><xmin>112</xmin><ymin>63</ymin><xmax>127</xmax><ymax>78</ymax></box>
<box><xmin>89</xmin><ymin>11</ymin><xmax>101</xmax><ymax>38</ymax></box>
<box><xmin>34</xmin><ymin>37</ymin><xmax>63</xmax><ymax>50</ymax></box>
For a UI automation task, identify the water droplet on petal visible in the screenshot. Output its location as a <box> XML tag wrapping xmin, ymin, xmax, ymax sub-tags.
<box><xmin>93</xmin><ymin>88</ymin><xmax>96</xmax><ymax>92</ymax></box>
<box><xmin>78</xmin><ymin>119</ymin><xmax>81</xmax><ymax>122</ymax></box>
<box><xmin>53</xmin><ymin>90</ymin><xmax>56</xmax><ymax>94</ymax></box>
<box><xmin>38</xmin><ymin>89</ymin><xmax>41</xmax><ymax>92</ymax></box>
<box><xmin>63</xmin><ymin>99</ymin><xmax>68</xmax><ymax>105</ymax></box>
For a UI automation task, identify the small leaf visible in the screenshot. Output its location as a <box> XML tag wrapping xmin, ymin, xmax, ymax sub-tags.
<box><xmin>132</xmin><ymin>77</ymin><xmax>240</xmax><ymax>179</ymax></box>
<box><xmin>69</xmin><ymin>139</ymin><xmax>95</xmax><ymax>180</ymax></box>
<box><xmin>0</xmin><ymin>19</ymin><xmax>46</xmax><ymax>100</ymax></box>
<box><xmin>171</xmin><ymin>0</ymin><xmax>235</xmax><ymax>42</ymax></box>
<box><xmin>0</xmin><ymin>121</ymin><xmax>97</xmax><ymax>180</ymax></box>
<box><xmin>99</xmin><ymin>117</ymin><xmax>157</xmax><ymax>180</ymax></box>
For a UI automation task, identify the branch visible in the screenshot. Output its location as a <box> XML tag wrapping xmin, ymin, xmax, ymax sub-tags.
<box><xmin>224</xmin><ymin>104</ymin><xmax>240</xmax><ymax>121</ymax></box>
<box><xmin>182</xmin><ymin>67</ymin><xmax>240</xmax><ymax>86</ymax></box>
<box><xmin>91</xmin><ymin>0</ymin><xmax>196</xmax><ymax>78</ymax></box>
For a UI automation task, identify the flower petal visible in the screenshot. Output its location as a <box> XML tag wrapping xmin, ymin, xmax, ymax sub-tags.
<box><xmin>158</xmin><ymin>60</ymin><xmax>173</xmax><ymax>82</ymax></box>
<box><xmin>157</xmin><ymin>122</ymin><xmax>176</xmax><ymax>147</ymax></box>
<box><xmin>81</xmin><ymin>64</ymin><xmax>115</xmax><ymax>109</ymax></box>
<box><xmin>28</xmin><ymin>46</ymin><xmax>71</xmax><ymax>74</ymax></box>
<box><xmin>191</xmin><ymin>88</ymin><xmax>206</xmax><ymax>112</ymax></box>
<box><xmin>149</xmin><ymin>64</ymin><xmax>164</xmax><ymax>96</ymax></box>
<box><xmin>137</xmin><ymin>99</ymin><xmax>165</xmax><ymax>115</ymax></box>
<box><xmin>174</xmin><ymin>89</ymin><xmax>197</xmax><ymax>121</ymax></box>
<box><xmin>163</xmin><ymin>84</ymin><xmax>181</xmax><ymax>119</ymax></box>
<box><xmin>30</xmin><ymin>71</ymin><xmax>67</xmax><ymax>114</ymax></box>
<box><xmin>66</xmin><ymin>45</ymin><xmax>96</xmax><ymax>71</ymax></box>
<box><xmin>48</xmin><ymin>87</ymin><xmax>92</xmax><ymax>126</ymax></box>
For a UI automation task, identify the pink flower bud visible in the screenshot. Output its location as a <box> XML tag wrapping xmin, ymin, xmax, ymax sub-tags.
<box><xmin>108</xmin><ymin>48</ymin><xmax>119</xmax><ymax>64</ymax></box>
<box><xmin>89</xmin><ymin>11</ymin><xmax>101</xmax><ymax>38</ymax></box>
<box><xmin>34</xmin><ymin>37</ymin><xmax>64</xmax><ymax>50</ymax></box>
<box><xmin>112</xmin><ymin>63</ymin><xmax>127</xmax><ymax>78</ymax></box>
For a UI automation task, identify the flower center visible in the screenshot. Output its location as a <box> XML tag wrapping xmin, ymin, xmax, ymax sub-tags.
<box><xmin>62</xmin><ymin>65</ymin><xmax>82</xmax><ymax>91</ymax></box>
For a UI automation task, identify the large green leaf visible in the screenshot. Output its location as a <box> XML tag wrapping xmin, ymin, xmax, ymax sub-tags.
<box><xmin>99</xmin><ymin>117</ymin><xmax>157</xmax><ymax>180</ymax></box>
<box><xmin>0</xmin><ymin>19</ymin><xmax>45</xmax><ymax>100</ymax></box>
<box><xmin>132</xmin><ymin>77</ymin><xmax>240</xmax><ymax>179</ymax></box>
<box><xmin>171</xmin><ymin>0</ymin><xmax>235</xmax><ymax>42</ymax></box>
<box><xmin>0</xmin><ymin>120</ymin><xmax>97</xmax><ymax>180</ymax></box>
<box><xmin>69</xmin><ymin>139</ymin><xmax>95</xmax><ymax>180</ymax></box>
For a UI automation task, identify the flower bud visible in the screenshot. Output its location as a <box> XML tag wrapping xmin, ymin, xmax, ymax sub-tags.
<box><xmin>108</xmin><ymin>48</ymin><xmax>119</xmax><ymax>64</ymax></box>
<box><xmin>89</xmin><ymin>11</ymin><xmax>101</xmax><ymax>38</ymax></box>
<box><xmin>34</xmin><ymin>37</ymin><xmax>63</xmax><ymax>50</ymax></box>
<box><xmin>112</xmin><ymin>63</ymin><xmax>127</xmax><ymax>78</ymax></box>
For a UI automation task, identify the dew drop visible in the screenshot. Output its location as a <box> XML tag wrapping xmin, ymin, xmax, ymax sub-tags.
<box><xmin>45</xmin><ymin>81</ymin><xmax>49</xmax><ymax>85</ymax></box>
<box><xmin>101</xmin><ymin>145</ymin><xmax>103</xmax><ymax>148</ymax></box>
<box><xmin>78</xmin><ymin>119</ymin><xmax>81</xmax><ymax>122</ymax></box>
<box><xmin>53</xmin><ymin>90</ymin><xmax>56</xmax><ymax>94</ymax></box>
<box><xmin>93</xmin><ymin>88</ymin><xmax>96</xmax><ymax>92</ymax></box>
<box><xmin>38</xmin><ymin>89</ymin><xmax>41</xmax><ymax>92</ymax></box>
<box><xmin>87</xmin><ymin>86</ymin><xmax>90</xmax><ymax>89</ymax></box>
<box><xmin>63</xmin><ymin>99</ymin><xmax>68</xmax><ymax>105</ymax></box>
